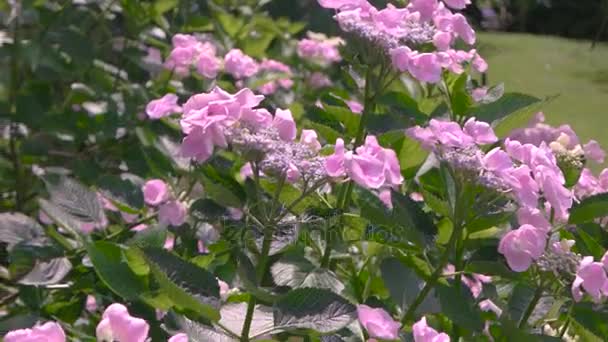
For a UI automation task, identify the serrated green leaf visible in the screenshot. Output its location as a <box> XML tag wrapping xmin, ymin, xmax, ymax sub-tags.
<box><xmin>273</xmin><ymin>288</ymin><xmax>356</xmax><ymax>333</ymax></box>
<box><xmin>143</xmin><ymin>247</ymin><xmax>221</xmax><ymax>321</ymax></box>
<box><xmin>97</xmin><ymin>175</ymin><xmax>144</xmax><ymax>214</ymax></box>
<box><xmin>569</xmin><ymin>193</ymin><xmax>608</xmax><ymax>224</ymax></box>
<box><xmin>86</xmin><ymin>241</ymin><xmax>146</xmax><ymax>300</ymax></box>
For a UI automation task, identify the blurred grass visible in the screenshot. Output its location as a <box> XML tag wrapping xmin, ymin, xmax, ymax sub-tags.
<box><xmin>477</xmin><ymin>32</ymin><xmax>608</xmax><ymax>166</ymax></box>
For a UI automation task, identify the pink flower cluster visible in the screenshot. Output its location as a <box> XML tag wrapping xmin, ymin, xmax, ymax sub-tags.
<box><xmin>142</xmin><ymin>179</ymin><xmax>187</xmax><ymax>227</ymax></box>
<box><xmin>575</xmin><ymin>168</ymin><xmax>608</xmax><ymax>199</ymax></box>
<box><xmin>162</xmin><ymin>34</ymin><xmax>294</xmax><ymax>96</ymax></box>
<box><xmin>318</xmin><ymin>0</ymin><xmax>486</xmax><ymax>83</ymax></box>
<box><xmin>357</xmin><ymin>305</ymin><xmax>401</xmax><ymax>340</ymax></box>
<box><xmin>174</xmin><ymin>87</ymin><xmax>327</xmax><ymax>184</ymax></box>
<box><xmin>297</xmin><ymin>32</ymin><xmax>343</xmax><ymax>66</ymax></box>
<box><xmin>146</xmin><ymin>93</ymin><xmax>182</xmax><ymax>120</ymax></box>
<box><xmin>96</xmin><ymin>303</ymin><xmax>149</xmax><ymax>342</ymax></box>
<box><xmin>572</xmin><ymin>252</ymin><xmax>608</xmax><ymax>302</ymax></box>
<box><xmin>509</xmin><ymin>112</ymin><xmax>605</xmax><ymax>164</ymax></box>
<box><xmin>407</xmin><ymin>117</ymin><xmax>576</xmax><ymax>273</ymax></box>
<box><xmin>4</xmin><ymin>322</ymin><xmax>65</xmax><ymax>342</ymax></box>
<box><xmin>164</xmin><ymin>34</ymin><xmax>221</xmax><ymax>78</ymax></box>
<box><xmin>413</xmin><ymin>317</ymin><xmax>450</xmax><ymax>342</ymax></box>
<box><xmin>444</xmin><ymin>264</ymin><xmax>491</xmax><ymax>298</ymax></box>
<box><xmin>325</xmin><ymin>136</ymin><xmax>403</xmax><ymax>191</ymax></box>
<box><xmin>257</xmin><ymin>59</ymin><xmax>294</xmax><ymax>95</ymax></box>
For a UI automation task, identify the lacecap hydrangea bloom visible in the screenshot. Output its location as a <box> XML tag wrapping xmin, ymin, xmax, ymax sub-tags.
<box><xmin>318</xmin><ymin>0</ymin><xmax>486</xmax><ymax>83</ymax></box>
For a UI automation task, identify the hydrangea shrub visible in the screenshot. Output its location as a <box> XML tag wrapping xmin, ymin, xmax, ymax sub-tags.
<box><xmin>2</xmin><ymin>0</ymin><xmax>608</xmax><ymax>341</ymax></box>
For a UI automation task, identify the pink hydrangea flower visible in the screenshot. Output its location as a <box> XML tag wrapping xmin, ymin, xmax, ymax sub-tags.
<box><xmin>357</xmin><ymin>305</ymin><xmax>401</xmax><ymax>340</ymax></box>
<box><xmin>179</xmin><ymin>87</ymin><xmax>265</xmax><ymax>162</ymax></box>
<box><xmin>584</xmin><ymin>140</ymin><xmax>605</xmax><ymax>164</ymax></box>
<box><xmin>297</xmin><ymin>33</ymin><xmax>342</xmax><ymax>65</ymax></box>
<box><xmin>145</xmin><ymin>94</ymin><xmax>182</xmax><ymax>120</ymax></box>
<box><xmin>516</xmin><ymin>207</ymin><xmax>551</xmax><ymax>233</ymax></box>
<box><xmin>346</xmin><ymin>100</ymin><xmax>364</xmax><ymax>114</ymax></box>
<box><xmin>479</xmin><ymin>299</ymin><xmax>502</xmax><ymax>316</ymax></box>
<box><xmin>5</xmin><ymin>322</ymin><xmax>66</xmax><ymax>342</ymax></box>
<box><xmin>412</xmin><ymin>317</ymin><xmax>450</xmax><ymax>342</ymax></box>
<box><xmin>164</xmin><ymin>234</ymin><xmax>175</xmax><ymax>251</ymax></box>
<box><xmin>86</xmin><ymin>294</ymin><xmax>97</xmax><ymax>312</ymax></box>
<box><xmin>158</xmin><ymin>200</ymin><xmax>187</xmax><ymax>227</ymax></box>
<box><xmin>218</xmin><ymin>278</ymin><xmax>230</xmax><ymax>300</ymax></box>
<box><xmin>471</xmin><ymin>87</ymin><xmax>487</xmax><ymax>102</ymax></box>
<box><xmin>317</xmin><ymin>0</ymin><xmax>372</xmax><ymax>11</ymax></box>
<box><xmin>164</xmin><ymin>34</ymin><xmax>220</xmax><ymax>78</ymax></box>
<box><xmin>168</xmin><ymin>333</ymin><xmax>188</xmax><ymax>342</ymax></box>
<box><xmin>463</xmin><ymin>117</ymin><xmax>497</xmax><ymax>145</ymax></box>
<box><xmin>572</xmin><ymin>256</ymin><xmax>608</xmax><ymax>302</ymax></box>
<box><xmin>272</xmin><ymin>109</ymin><xmax>297</xmax><ymax>141</ymax></box>
<box><xmin>257</xmin><ymin>59</ymin><xmax>294</xmax><ymax>95</ymax></box>
<box><xmin>308</xmin><ymin>72</ymin><xmax>332</xmax><ymax>88</ymax></box>
<box><xmin>407</xmin><ymin>53</ymin><xmax>442</xmax><ymax>83</ymax></box>
<box><xmin>498</xmin><ymin>224</ymin><xmax>547</xmax><ymax>272</ymax></box>
<box><xmin>142</xmin><ymin>179</ymin><xmax>170</xmax><ymax>206</ymax></box>
<box><xmin>96</xmin><ymin>303</ymin><xmax>149</xmax><ymax>342</ymax></box>
<box><xmin>300</xmin><ymin>129</ymin><xmax>322</xmax><ymax>151</ymax></box>
<box><xmin>325</xmin><ymin>138</ymin><xmax>347</xmax><ymax>177</ymax></box>
<box><xmin>443</xmin><ymin>0</ymin><xmax>471</xmax><ymax>10</ymax></box>
<box><xmin>326</xmin><ymin>136</ymin><xmax>403</xmax><ymax>190</ymax></box>
<box><xmin>224</xmin><ymin>49</ymin><xmax>259</xmax><ymax>79</ymax></box>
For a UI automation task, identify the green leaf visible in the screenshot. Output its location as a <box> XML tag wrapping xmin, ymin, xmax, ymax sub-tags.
<box><xmin>216</xmin><ymin>12</ymin><xmax>244</xmax><ymax>38</ymax></box>
<box><xmin>271</xmin><ymin>255</ymin><xmax>345</xmax><ymax>294</ymax></box>
<box><xmin>571</xmin><ymin>303</ymin><xmax>608</xmax><ymax>340</ymax></box>
<box><xmin>153</xmin><ymin>0</ymin><xmax>178</xmax><ymax>14</ymax></box>
<box><xmin>381</xmin><ymin>257</ymin><xmax>428</xmax><ymax>311</ymax></box>
<box><xmin>569</xmin><ymin>193</ymin><xmax>608</xmax><ymax>224</ymax></box>
<box><xmin>0</xmin><ymin>213</ymin><xmax>45</xmax><ymax>250</ymax></box>
<box><xmin>190</xmin><ymin>198</ymin><xmax>226</xmax><ymax>223</ymax></box>
<box><xmin>465</xmin><ymin>261</ymin><xmax>517</xmax><ymax>279</ymax></box>
<box><xmin>143</xmin><ymin>247</ymin><xmax>221</xmax><ymax>321</ymax></box>
<box><xmin>473</xmin><ymin>92</ymin><xmax>541</xmax><ymax>124</ymax></box>
<box><xmin>127</xmin><ymin>225</ymin><xmax>167</xmax><ymax>249</ymax></box>
<box><xmin>44</xmin><ymin>176</ymin><xmax>106</xmax><ymax>226</ymax></box>
<box><xmin>437</xmin><ymin>284</ymin><xmax>484</xmax><ymax>331</ymax></box>
<box><xmin>507</xmin><ymin>283</ymin><xmax>536</xmax><ymax>325</ymax></box>
<box><xmin>200</xmin><ymin>164</ymin><xmax>245</xmax><ymax>208</ymax></box>
<box><xmin>399</xmin><ymin>136</ymin><xmax>429</xmax><ymax>179</ymax></box>
<box><xmin>219</xmin><ymin>303</ymin><xmax>274</xmax><ymax>338</ymax></box>
<box><xmin>173</xmin><ymin>314</ymin><xmax>235</xmax><ymax>341</ymax></box>
<box><xmin>273</xmin><ymin>288</ymin><xmax>357</xmax><ymax>333</ymax></box>
<box><xmin>447</xmin><ymin>73</ymin><xmax>473</xmax><ymax>116</ymax></box>
<box><xmin>97</xmin><ymin>175</ymin><xmax>144</xmax><ymax>214</ymax></box>
<box><xmin>86</xmin><ymin>241</ymin><xmax>146</xmax><ymax>300</ymax></box>
<box><xmin>390</xmin><ymin>190</ymin><xmax>437</xmax><ymax>245</ymax></box>
<box><xmin>377</xmin><ymin>91</ymin><xmax>427</xmax><ymax>124</ymax></box>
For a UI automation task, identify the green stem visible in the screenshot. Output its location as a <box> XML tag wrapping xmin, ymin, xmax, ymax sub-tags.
<box><xmin>241</xmin><ymin>226</ymin><xmax>273</xmax><ymax>342</ymax></box>
<box><xmin>9</xmin><ymin>13</ymin><xmax>24</xmax><ymax>211</ymax></box>
<box><xmin>402</xmin><ymin>223</ymin><xmax>462</xmax><ymax>324</ymax></box>
<box><xmin>518</xmin><ymin>285</ymin><xmax>543</xmax><ymax>328</ymax></box>
<box><xmin>321</xmin><ymin>67</ymin><xmax>378</xmax><ymax>267</ymax></box>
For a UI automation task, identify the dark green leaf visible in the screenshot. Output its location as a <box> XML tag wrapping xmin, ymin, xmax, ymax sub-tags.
<box><xmin>128</xmin><ymin>225</ymin><xmax>167</xmax><ymax>249</ymax></box>
<box><xmin>273</xmin><ymin>288</ymin><xmax>356</xmax><ymax>333</ymax></box>
<box><xmin>143</xmin><ymin>247</ymin><xmax>221</xmax><ymax>321</ymax></box>
<box><xmin>569</xmin><ymin>193</ymin><xmax>608</xmax><ymax>224</ymax></box>
<box><xmin>571</xmin><ymin>303</ymin><xmax>608</xmax><ymax>340</ymax></box>
<box><xmin>507</xmin><ymin>283</ymin><xmax>537</xmax><ymax>325</ymax></box>
<box><xmin>173</xmin><ymin>314</ymin><xmax>235</xmax><ymax>342</ymax></box>
<box><xmin>473</xmin><ymin>93</ymin><xmax>541</xmax><ymax>123</ymax></box>
<box><xmin>86</xmin><ymin>241</ymin><xmax>146</xmax><ymax>300</ymax></box>
<box><xmin>0</xmin><ymin>213</ymin><xmax>45</xmax><ymax>250</ymax></box>
<box><xmin>271</xmin><ymin>256</ymin><xmax>345</xmax><ymax>294</ymax></box>
<box><xmin>200</xmin><ymin>165</ymin><xmax>245</xmax><ymax>208</ymax></box>
<box><xmin>437</xmin><ymin>284</ymin><xmax>484</xmax><ymax>331</ymax></box>
<box><xmin>97</xmin><ymin>175</ymin><xmax>144</xmax><ymax>214</ymax></box>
